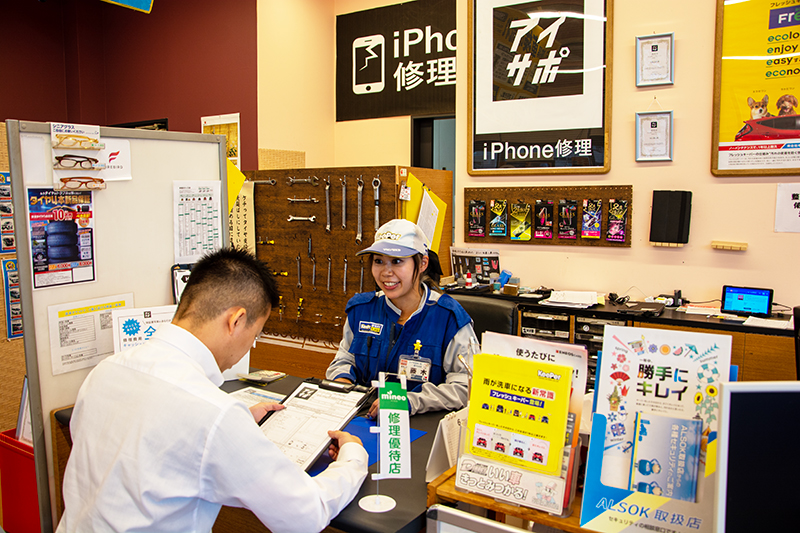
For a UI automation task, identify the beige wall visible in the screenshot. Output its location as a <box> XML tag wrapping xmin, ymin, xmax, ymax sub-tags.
<box><xmin>257</xmin><ymin>0</ymin><xmax>336</xmax><ymax>167</ymax></box>
<box><xmin>258</xmin><ymin>0</ymin><xmax>800</xmax><ymax>307</ymax></box>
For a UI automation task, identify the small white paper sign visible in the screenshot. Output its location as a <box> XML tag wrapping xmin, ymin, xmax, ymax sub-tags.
<box><xmin>775</xmin><ymin>183</ymin><xmax>800</xmax><ymax>233</ymax></box>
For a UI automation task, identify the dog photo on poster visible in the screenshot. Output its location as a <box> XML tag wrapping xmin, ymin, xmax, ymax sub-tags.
<box><xmin>713</xmin><ymin>0</ymin><xmax>800</xmax><ymax>175</ymax></box>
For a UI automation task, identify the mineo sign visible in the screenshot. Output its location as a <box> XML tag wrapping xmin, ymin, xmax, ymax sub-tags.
<box><xmin>336</xmin><ymin>0</ymin><xmax>456</xmax><ymax>121</ymax></box>
<box><xmin>373</xmin><ymin>380</ymin><xmax>411</xmax><ymax>480</ymax></box>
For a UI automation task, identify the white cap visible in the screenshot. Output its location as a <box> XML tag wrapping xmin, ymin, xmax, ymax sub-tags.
<box><xmin>355</xmin><ymin>219</ymin><xmax>429</xmax><ymax>258</ymax></box>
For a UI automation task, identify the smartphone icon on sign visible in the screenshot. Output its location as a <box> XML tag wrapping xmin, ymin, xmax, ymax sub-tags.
<box><xmin>352</xmin><ymin>35</ymin><xmax>385</xmax><ymax>94</ymax></box>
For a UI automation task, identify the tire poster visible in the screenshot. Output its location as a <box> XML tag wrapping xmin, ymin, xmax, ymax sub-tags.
<box><xmin>27</xmin><ymin>188</ymin><xmax>95</xmax><ymax>289</ymax></box>
<box><xmin>0</xmin><ymin>172</ymin><xmax>15</xmax><ymax>254</ymax></box>
<box><xmin>3</xmin><ymin>259</ymin><xmax>22</xmax><ymax>339</ymax></box>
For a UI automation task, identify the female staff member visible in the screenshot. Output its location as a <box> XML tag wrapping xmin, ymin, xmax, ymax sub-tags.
<box><xmin>326</xmin><ymin>219</ymin><xmax>477</xmax><ymax>416</ymax></box>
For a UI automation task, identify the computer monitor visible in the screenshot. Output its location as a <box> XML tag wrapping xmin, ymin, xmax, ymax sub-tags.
<box><xmin>720</xmin><ymin>285</ymin><xmax>773</xmax><ymax>318</ymax></box>
<box><xmin>427</xmin><ymin>504</ymin><xmax>525</xmax><ymax>533</ymax></box>
<box><xmin>714</xmin><ymin>381</ymin><xmax>800</xmax><ymax>532</ymax></box>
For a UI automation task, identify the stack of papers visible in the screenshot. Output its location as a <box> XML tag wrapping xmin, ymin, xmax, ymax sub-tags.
<box><xmin>682</xmin><ymin>305</ymin><xmax>720</xmax><ymax>315</ymax></box>
<box><xmin>540</xmin><ymin>290</ymin><xmax>598</xmax><ymax>308</ymax></box>
<box><xmin>743</xmin><ymin>316</ymin><xmax>793</xmax><ymax>329</ymax></box>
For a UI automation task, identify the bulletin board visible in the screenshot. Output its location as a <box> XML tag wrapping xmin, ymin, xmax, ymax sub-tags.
<box><xmin>463</xmin><ymin>185</ymin><xmax>632</xmax><ymax>247</ymax></box>
<box><xmin>5</xmin><ymin>120</ymin><xmax>228</xmax><ymax>530</ymax></box>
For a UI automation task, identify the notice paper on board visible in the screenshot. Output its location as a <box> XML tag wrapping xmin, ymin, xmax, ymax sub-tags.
<box><xmin>173</xmin><ymin>181</ymin><xmax>222</xmax><ymax>264</ymax></box>
<box><xmin>111</xmin><ymin>304</ymin><xmax>177</xmax><ymax>353</ymax></box>
<box><xmin>48</xmin><ymin>293</ymin><xmax>133</xmax><ymax>376</ymax></box>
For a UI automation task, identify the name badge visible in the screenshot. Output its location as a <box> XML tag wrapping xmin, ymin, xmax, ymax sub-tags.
<box><xmin>398</xmin><ymin>355</ymin><xmax>431</xmax><ymax>382</ymax></box>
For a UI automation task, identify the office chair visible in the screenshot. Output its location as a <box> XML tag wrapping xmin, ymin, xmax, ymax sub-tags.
<box><xmin>794</xmin><ymin>306</ymin><xmax>800</xmax><ymax>380</ymax></box>
<box><xmin>450</xmin><ymin>293</ymin><xmax>518</xmax><ymax>341</ymax></box>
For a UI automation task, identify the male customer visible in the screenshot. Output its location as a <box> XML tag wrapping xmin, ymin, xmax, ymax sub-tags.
<box><xmin>57</xmin><ymin>247</ymin><xmax>367</xmax><ymax>533</ymax></box>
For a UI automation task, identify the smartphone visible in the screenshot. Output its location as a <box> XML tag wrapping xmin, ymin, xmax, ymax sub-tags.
<box><xmin>352</xmin><ymin>34</ymin><xmax>385</xmax><ymax>94</ymax></box>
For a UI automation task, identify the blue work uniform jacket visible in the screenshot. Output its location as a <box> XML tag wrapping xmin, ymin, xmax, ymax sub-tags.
<box><xmin>337</xmin><ymin>290</ymin><xmax>472</xmax><ymax>393</ymax></box>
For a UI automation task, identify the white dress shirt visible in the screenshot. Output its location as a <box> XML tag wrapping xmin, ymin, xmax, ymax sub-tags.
<box><xmin>57</xmin><ymin>323</ymin><xmax>367</xmax><ymax>533</ymax></box>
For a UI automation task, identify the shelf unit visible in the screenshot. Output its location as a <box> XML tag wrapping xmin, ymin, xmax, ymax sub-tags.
<box><xmin>463</xmin><ymin>291</ymin><xmax>797</xmax><ymax>386</ymax></box>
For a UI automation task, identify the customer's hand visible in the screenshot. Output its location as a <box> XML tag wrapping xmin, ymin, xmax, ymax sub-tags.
<box><xmin>327</xmin><ymin>430</ymin><xmax>363</xmax><ymax>460</ymax></box>
<box><xmin>249</xmin><ymin>402</ymin><xmax>285</xmax><ymax>423</ymax></box>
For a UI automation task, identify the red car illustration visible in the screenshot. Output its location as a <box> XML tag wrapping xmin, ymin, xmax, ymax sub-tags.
<box><xmin>735</xmin><ymin>115</ymin><xmax>800</xmax><ymax>141</ymax></box>
<box><xmin>513</xmin><ymin>447</ymin><xmax>524</xmax><ymax>457</ymax></box>
<box><xmin>494</xmin><ymin>442</ymin><xmax>506</xmax><ymax>453</ymax></box>
<box><xmin>532</xmin><ymin>452</ymin><xmax>544</xmax><ymax>463</ymax></box>
<box><xmin>476</xmin><ymin>437</ymin><xmax>487</xmax><ymax>447</ymax></box>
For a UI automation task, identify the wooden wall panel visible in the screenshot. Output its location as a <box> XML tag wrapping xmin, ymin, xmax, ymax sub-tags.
<box><xmin>247</xmin><ymin>166</ymin><xmax>452</xmax><ymax>345</ymax></box>
<box><xmin>250</xmin><ymin>342</ymin><xmax>333</xmax><ymax>381</ymax></box>
<box><xmin>741</xmin><ymin>334</ymin><xmax>796</xmax><ymax>381</ymax></box>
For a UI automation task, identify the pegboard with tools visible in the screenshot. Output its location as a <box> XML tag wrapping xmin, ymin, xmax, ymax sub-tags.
<box><xmin>247</xmin><ymin>166</ymin><xmax>453</xmax><ymax>344</ymax></box>
<box><xmin>464</xmin><ymin>185</ymin><xmax>632</xmax><ymax>248</ymax></box>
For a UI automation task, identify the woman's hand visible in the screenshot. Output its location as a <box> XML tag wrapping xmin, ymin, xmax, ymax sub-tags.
<box><xmin>366</xmin><ymin>398</ymin><xmax>380</xmax><ymax>419</ymax></box>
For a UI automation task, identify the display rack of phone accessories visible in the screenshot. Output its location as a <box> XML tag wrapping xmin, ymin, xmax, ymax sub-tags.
<box><xmin>464</xmin><ymin>186</ymin><xmax>632</xmax><ymax>248</ymax></box>
<box><xmin>247</xmin><ymin>166</ymin><xmax>452</xmax><ymax>344</ymax></box>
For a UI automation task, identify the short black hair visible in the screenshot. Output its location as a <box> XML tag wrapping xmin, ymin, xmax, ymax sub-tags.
<box><xmin>173</xmin><ymin>247</ymin><xmax>279</xmax><ymax>326</ymax></box>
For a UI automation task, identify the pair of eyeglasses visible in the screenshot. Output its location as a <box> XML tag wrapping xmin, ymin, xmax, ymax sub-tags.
<box><xmin>53</xmin><ymin>134</ymin><xmax>100</xmax><ymax>148</ymax></box>
<box><xmin>55</xmin><ymin>155</ymin><xmax>99</xmax><ymax>169</ymax></box>
<box><xmin>59</xmin><ymin>177</ymin><xmax>106</xmax><ymax>190</ymax></box>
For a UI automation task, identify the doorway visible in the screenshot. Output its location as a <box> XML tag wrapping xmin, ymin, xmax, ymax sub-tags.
<box><xmin>412</xmin><ymin>116</ymin><xmax>455</xmax><ymax>171</ymax></box>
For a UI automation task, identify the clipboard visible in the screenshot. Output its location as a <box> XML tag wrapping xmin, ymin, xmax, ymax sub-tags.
<box><xmin>258</xmin><ymin>379</ymin><xmax>372</xmax><ymax>471</ymax></box>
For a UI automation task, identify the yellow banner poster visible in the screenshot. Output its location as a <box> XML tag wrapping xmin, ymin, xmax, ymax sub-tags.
<box><xmin>716</xmin><ymin>0</ymin><xmax>800</xmax><ymax>172</ymax></box>
<box><xmin>466</xmin><ymin>353</ymin><xmax>572</xmax><ymax>476</ymax></box>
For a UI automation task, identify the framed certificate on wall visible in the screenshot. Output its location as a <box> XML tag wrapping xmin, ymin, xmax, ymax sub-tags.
<box><xmin>636</xmin><ymin>111</ymin><xmax>673</xmax><ymax>162</ymax></box>
<box><xmin>636</xmin><ymin>33</ymin><xmax>674</xmax><ymax>87</ymax></box>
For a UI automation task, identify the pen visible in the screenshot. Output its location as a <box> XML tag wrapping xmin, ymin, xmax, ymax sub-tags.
<box><xmin>457</xmin><ymin>354</ymin><xmax>473</xmax><ymax>378</ymax></box>
<box><xmin>356</xmin><ymin>387</ymin><xmax>376</xmax><ymax>407</ymax></box>
<box><xmin>258</xmin><ymin>398</ymin><xmax>288</xmax><ymax>426</ymax></box>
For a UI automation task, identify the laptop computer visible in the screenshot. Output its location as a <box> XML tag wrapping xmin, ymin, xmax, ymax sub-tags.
<box><xmin>720</xmin><ymin>285</ymin><xmax>773</xmax><ymax>318</ymax></box>
<box><xmin>615</xmin><ymin>301</ymin><xmax>665</xmax><ymax>317</ymax></box>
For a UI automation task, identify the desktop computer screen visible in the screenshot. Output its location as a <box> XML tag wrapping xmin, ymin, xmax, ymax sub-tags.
<box><xmin>714</xmin><ymin>381</ymin><xmax>800</xmax><ymax>532</ymax></box>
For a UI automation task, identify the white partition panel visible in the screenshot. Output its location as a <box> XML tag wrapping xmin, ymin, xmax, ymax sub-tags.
<box><xmin>5</xmin><ymin>120</ymin><xmax>228</xmax><ymax>531</ymax></box>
